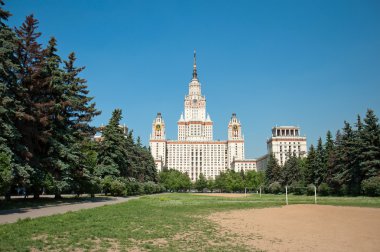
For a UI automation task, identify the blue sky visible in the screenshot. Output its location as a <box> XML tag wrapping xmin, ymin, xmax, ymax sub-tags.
<box><xmin>6</xmin><ymin>0</ymin><xmax>380</xmax><ymax>158</ymax></box>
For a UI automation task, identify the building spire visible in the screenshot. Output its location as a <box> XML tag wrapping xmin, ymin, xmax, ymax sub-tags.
<box><xmin>193</xmin><ymin>49</ymin><xmax>197</xmax><ymax>79</ymax></box>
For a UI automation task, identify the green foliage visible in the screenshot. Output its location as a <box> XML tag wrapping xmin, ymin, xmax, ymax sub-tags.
<box><xmin>268</xmin><ymin>182</ymin><xmax>282</xmax><ymax>194</ymax></box>
<box><xmin>265</xmin><ymin>153</ymin><xmax>281</xmax><ymax>185</ymax></box>
<box><xmin>361</xmin><ymin>177</ymin><xmax>380</xmax><ymax>196</ymax></box>
<box><xmin>306</xmin><ymin>184</ymin><xmax>316</xmax><ymax>196</ymax></box>
<box><xmin>110</xmin><ymin>179</ymin><xmax>126</xmax><ymax>196</ymax></box>
<box><xmin>281</xmin><ymin>154</ymin><xmax>302</xmax><ymax>186</ymax></box>
<box><xmin>318</xmin><ymin>182</ymin><xmax>330</xmax><ymax>196</ymax></box>
<box><xmin>0</xmin><ymin>149</ymin><xmax>12</xmax><ymax>197</ymax></box>
<box><xmin>269</xmin><ymin>109</ymin><xmax>380</xmax><ymax>197</ymax></box>
<box><xmin>158</xmin><ymin>169</ymin><xmax>191</xmax><ymax>192</ymax></box>
<box><xmin>290</xmin><ymin>181</ymin><xmax>304</xmax><ymax>195</ymax></box>
<box><xmin>194</xmin><ymin>173</ymin><xmax>208</xmax><ymax>192</ymax></box>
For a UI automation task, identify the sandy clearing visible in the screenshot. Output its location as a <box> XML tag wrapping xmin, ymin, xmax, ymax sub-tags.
<box><xmin>208</xmin><ymin>204</ymin><xmax>380</xmax><ymax>252</ymax></box>
<box><xmin>193</xmin><ymin>193</ymin><xmax>248</xmax><ymax>198</ymax></box>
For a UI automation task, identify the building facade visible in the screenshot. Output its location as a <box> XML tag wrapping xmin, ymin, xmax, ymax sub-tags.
<box><xmin>257</xmin><ymin>126</ymin><xmax>308</xmax><ymax>170</ymax></box>
<box><xmin>149</xmin><ymin>52</ymin><xmax>256</xmax><ymax>181</ymax></box>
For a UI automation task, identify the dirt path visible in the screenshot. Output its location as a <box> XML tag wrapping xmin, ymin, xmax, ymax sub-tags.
<box><xmin>209</xmin><ymin>204</ymin><xmax>380</xmax><ymax>252</ymax></box>
<box><xmin>0</xmin><ymin>196</ymin><xmax>137</xmax><ymax>224</ymax></box>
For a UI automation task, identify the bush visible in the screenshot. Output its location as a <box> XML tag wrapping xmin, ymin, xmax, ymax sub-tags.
<box><xmin>110</xmin><ymin>180</ymin><xmax>126</xmax><ymax>196</ymax></box>
<box><xmin>290</xmin><ymin>181</ymin><xmax>304</xmax><ymax>195</ymax></box>
<box><xmin>318</xmin><ymin>182</ymin><xmax>330</xmax><ymax>196</ymax></box>
<box><xmin>362</xmin><ymin>177</ymin><xmax>380</xmax><ymax>196</ymax></box>
<box><xmin>269</xmin><ymin>182</ymin><xmax>282</xmax><ymax>194</ymax></box>
<box><xmin>307</xmin><ymin>184</ymin><xmax>316</xmax><ymax>196</ymax></box>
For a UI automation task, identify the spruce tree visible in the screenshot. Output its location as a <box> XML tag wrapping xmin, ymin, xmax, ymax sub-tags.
<box><xmin>314</xmin><ymin>137</ymin><xmax>326</xmax><ymax>186</ymax></box>
<box><xmin>265</xmin><ymin>153</ymin><xmax>281</xmax><ymax>184</ymax></box>
<box><xmin>360</xmin><ymin>109</ymin><xmax>380</xmax><ymax>181</ymax></box>
<box><xmin>97</xmin><ymin>109</ymin><xmax>128</xmax><ymax>177</ymax></box>
<box><xmin>14</xmin><ymin>15</ymin><xmax>49</xmax><ymax>198</ymax></box>
<box><xmin>305</xmin><ymin>144</ymin><xmax>317</xmax><ymax>185</ymax></box>
<box><xmin>324</xmin><ymin>131</ymin><xmax>335</xmax><ymax>185</ymax></box>
<box><xmin>281</xmin><ymin>153</ymin><xmax>301</xmax><ymax>186</ymax></box>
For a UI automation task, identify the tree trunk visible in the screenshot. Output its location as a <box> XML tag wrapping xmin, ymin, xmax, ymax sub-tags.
<box><xmin>55</xmin><ymin>193</ymin><xmax>62</xmax><ymax>199</ymax></box>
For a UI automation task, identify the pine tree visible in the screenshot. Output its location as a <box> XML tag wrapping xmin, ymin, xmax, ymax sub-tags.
<box><xmin>305</xmin><ymin>144</ymin><xmax>317</xmax><ymax>185</ymax></box>
<box><xmin>0</xmin><ymin>3</ymin><xmax>32</xmax><ymax>198</ymax></box>
<box><xmin>324</xmin><ymin>131</ymin><xmax>335</xmax><ymax>185</ymax></box>
<box><xmin>360</xmin><ymin>109</ymin><xmax>380</xmax><ymax>180</ymax></box>
<box><xmin>14</xmin><ymin>15</ymin><xmax>49</xmax><ymax>198</ymax></box>
<box><xmin>97</xmin><ymin>109</ymin><xmax>128</xmax><ymax>178</ymax></box>
<box><xmin>0</xmin><ymin>1</ymin><xmax>17</xmax><ymax>198</ymax></box>
<box><xmin>314</xmin><ymin>137</ymin><xmax>326</xmax><ymax>186</ymax></box>
<box><xmin>281</xmin><ymin>153</ymin><xmax>301</xmax><ymax>186</ymax></box>
<box><xmin>265</xmin><ymin>153</ymin><xmax>281</xmax><ymax>184</ymax></box>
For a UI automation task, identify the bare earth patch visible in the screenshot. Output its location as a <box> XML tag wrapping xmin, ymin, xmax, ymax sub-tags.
<box><xmin>208</xmin><ymin>204</ymin><xmax>380</xmax><ymax>252</ymax></box>
<box><xmin>193</xmin><ymin>193</ymin><xmax>248</xmax><ymax>198</ymax></box>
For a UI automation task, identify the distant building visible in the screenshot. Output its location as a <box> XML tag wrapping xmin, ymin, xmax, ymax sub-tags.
<box><xmin>268</xmin><ymin>126</ymin><xmax>307</xmax><ymax>166</ymax></box>
<box><xmin>149</xmin><ymin>51</ymin><xmax>256</xmax><ymax>181</ymax></box>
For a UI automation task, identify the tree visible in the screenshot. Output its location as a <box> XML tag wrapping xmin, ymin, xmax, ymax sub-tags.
<box><xmin>314</xmin><ymin>137</ymin><xmax>326</xmax><ymax>186</ymax></box>
<box><xmin>265</xmin><ymin>153</ymin><xmax>281</xmax><ymax>185</ymax></box>
<box><xmin>281</xmin><ymin>153</ymin><xmax>301</xmax><ymax>186</ymax></box>
<box><xmin>97</xmin><ymin>109</ymin><xmax>128</xmax><ymax>178</ymax></box>
<box><xmin>305</xmin><ymin>145</ymin><xmax>317</xmax><ymax>185</ymax></box>
<box><xmin>360</xmin><ymin>109</ymin><xmax>380</xmax><ymax>181</ymax></box>
<box><xmin>194</xmin><ymin>173</ymin><xmax>207</xmax><ymax>192</ymax></box>
<box><xmin>0</xmin><ymin>1</ymin><xmax>32</xmax><ymax>199</ymax></box>
<box><xmin>245</xmin><ymin>170</ymin><xmax>264</xmax><ymax>190</ymax></box>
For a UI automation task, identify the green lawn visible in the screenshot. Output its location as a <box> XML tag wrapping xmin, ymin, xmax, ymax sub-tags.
<box><xmin>0</xmin><ymin>193</ymin><xmax>379</xmax><ymax>252</ymax></box>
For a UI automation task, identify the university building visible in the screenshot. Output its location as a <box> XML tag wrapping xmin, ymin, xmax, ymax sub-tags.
<box><xmin>149</xmin><ymin>52</ymin><xmax>256</xmax><ymax>181</ymax></box>
<box><xmin>257</xmin><ymin>126</ymin><xmax>308</xmax><ymax>169</ymax></box>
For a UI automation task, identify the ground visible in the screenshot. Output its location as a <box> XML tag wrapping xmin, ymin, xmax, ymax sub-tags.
<box><xmin>0</xmin><ymin>193</ymin><xmax>379</xmax><ymax>251</ymax></box>
<box><xmin>209</xmin><ymin>204</ymin><xmax>380</xmax><ymax>252</ymax></box>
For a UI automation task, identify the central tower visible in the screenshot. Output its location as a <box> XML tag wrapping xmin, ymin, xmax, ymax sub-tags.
<box><xmin>178</xmin><ymin>50</ymin><xmax>213</xmax><ymax>141</ymax></box>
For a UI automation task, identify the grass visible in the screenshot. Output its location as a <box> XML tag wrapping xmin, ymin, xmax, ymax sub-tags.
<box><xmin>0</xmin><ymin>193</ymin><xmax>379</xmax><ymax>251</ymax></box>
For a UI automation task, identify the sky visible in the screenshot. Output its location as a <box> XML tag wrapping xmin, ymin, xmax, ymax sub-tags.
<box><xmin>5</xmin><ymin>0</ymin><xmax>380</xmax><ymax>158</ymax></box>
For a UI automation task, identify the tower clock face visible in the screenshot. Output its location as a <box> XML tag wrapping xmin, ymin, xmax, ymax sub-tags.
<box><xmin>155</xmin><ymin>124</ymin><xmax>161</xmax><ymax>131</ymax></box>
<box><xmin>192</xmin><ymin>99</ymin><xmax>197</xmax><ymax>104</ymax></box>
<box><xmin>233</xmin><ymin>125</ymin><xmax>238</xmax><ymax>130</ymax></box>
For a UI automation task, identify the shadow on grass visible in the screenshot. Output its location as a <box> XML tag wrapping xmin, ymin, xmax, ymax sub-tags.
<box><xmin>0</xmin><ymin>196</ymin><xmax>118</xmax><ymax>213</ymax></box>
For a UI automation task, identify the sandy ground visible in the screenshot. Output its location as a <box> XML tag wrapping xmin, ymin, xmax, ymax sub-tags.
<box><xmin>193</xmin><ymin>193</ymin><xmax>249</xmax><ymax>198</ymax></box>
<box><xmin>0</xmin><ymin>196</ymin><xmax>137</xmax><ymax>224</ymax></box>
<box><xmin>209</xmin><ymin>204</ymin><xmax>380</xmax><ymax>252</ymax></box>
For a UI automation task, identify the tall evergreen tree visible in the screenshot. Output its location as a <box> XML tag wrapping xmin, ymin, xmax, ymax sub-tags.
<box><xmin>265</xmin><ymin>153</ymin><xmax>281</xmax><ymax>184</ymax></box>
<box><xmin>97</xmin><ymin>109</ymin><xmax>128</xmax><ymax>177</ymax></box>
<box><xmin>360</xmin><ymin>109</ymin><xmax>380</xmax><ymax>180</ymax></box>
<box><xmin>281</xmin><ymin>153</ymin><xmax>301</xmax><ymax>186</ymax></box>
<box><xmin>314</xmin><ymin>137</ymin><xmax>326</xmax><ymax>186</ymax></box>
<box><xmin>304</xmin><ymin>144</ymin><xmax>317</xmax><ymax>185</ymax></box>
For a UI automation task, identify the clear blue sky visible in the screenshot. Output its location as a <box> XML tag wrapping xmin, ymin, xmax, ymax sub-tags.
<box><xmin>6</xmin><ymin>0</ymin><xmax>380</xmax><ymax>158</ymax></box>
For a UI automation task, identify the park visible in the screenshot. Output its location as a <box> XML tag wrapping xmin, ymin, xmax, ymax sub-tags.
<box><xmin>1</xmin><ymin>193</ymin><xmax>380</xmax><ymax>251</ymax></box>
<box><xmin>1</xmin><ymin>1</ymin><xmax>380</xmax><ymax>251</ymax></box>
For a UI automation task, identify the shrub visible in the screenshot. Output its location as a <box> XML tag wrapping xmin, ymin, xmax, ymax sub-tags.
<box><xmin>269</xmin><ymin>182</ymin><xmax>282</xmax><ymax>194</ymax></box>
<box><xmin>362</xmin><ymin>177</ymin><xmax>380</xmax><ymax>196</ymax></box>
<box><xmin>318</xmin><ymin>183</ymin><xmax>330</xmax><ymax>196</ymax></box>
<box><xmin>101</xmin><ymin>176</ymin><xmax>114</xmax><ymax>195</ymax></box>
<box><xmin>110</xmin><ymin>180</ymin><xmax>126</xmax><ymax>196</ymax></box>
<box><xmin>306</xmin><ymin>184</ymin><xmax>316</xmax><ymax>196</ymax></box>
<box><xmin>290</xmin><ymin>181</ymin><xmax>304</xmax><ymax>195</ymax></box>
<box><xmin>144</xmin><ymin>181</ymin><xmax>156</xmax><ymax>194</ymax></box>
